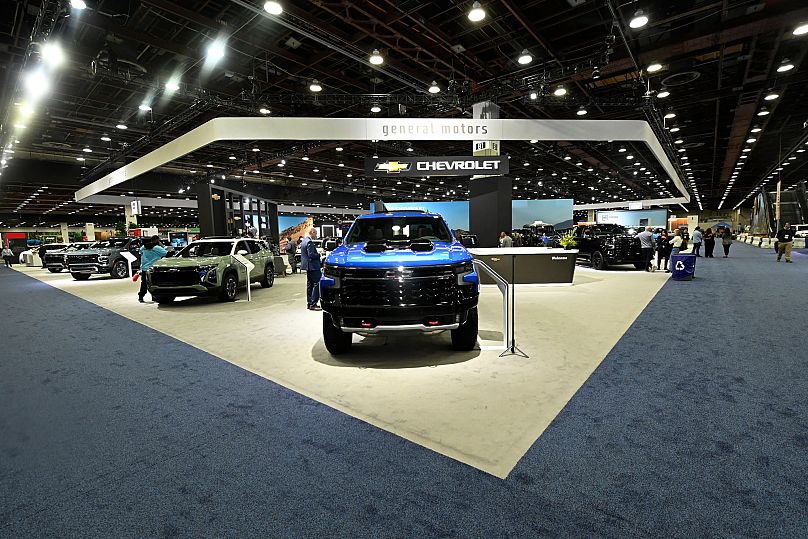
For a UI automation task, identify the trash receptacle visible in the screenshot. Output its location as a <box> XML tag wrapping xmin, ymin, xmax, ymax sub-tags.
<box><xmin>670</xmin><ymin>253</ymin><xmax>696</xmax><ymax>280</ymax></box>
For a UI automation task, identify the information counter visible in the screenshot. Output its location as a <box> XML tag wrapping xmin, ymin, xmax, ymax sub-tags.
<box><xmin>469</xmin><ymin>247</ymin><xmax>578</xmax><ymax>285</ymax></box>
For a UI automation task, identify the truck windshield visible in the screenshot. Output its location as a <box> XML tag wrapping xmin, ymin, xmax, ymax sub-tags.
<box><xmin>178</xmin><ymin>241</ymin><xmax>234</xmax><ymax>257</ymax></box>
<box><xmin>346</xmin><ymin>216</ymin><xmax>452</xmax><ymax>244</ymax></box>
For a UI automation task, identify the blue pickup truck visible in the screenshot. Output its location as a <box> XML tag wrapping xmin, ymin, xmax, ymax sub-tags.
<box><xmin>320</xmin><ymin>210</ymin><xmax>480</xmax><ymax>354</ymax></box>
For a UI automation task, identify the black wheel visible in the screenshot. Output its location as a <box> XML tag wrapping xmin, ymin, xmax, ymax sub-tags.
<box><xmin>71</xmin><ymin>272</ymin><xmax>90</xmax><ymax>280</ymax></box>
<box><xmin>111</xmin><ymin>259</ymin><xmax>128</xmax><ymax>279</ymax></box>
<box><xmin>218</xmin><ymin>272</ymin><xmax>239</xmax><ymax>302</ymax></box>
<box><xmin>48</xmin><ymin>268</ymin><xmax>62</xmax><ymax>273</ymax></box>
<box><xmin>260</xmin><ymin>264</ymin><xmax>275</xmax><ymax>288</ymax></box>
<box><xmin>591</xmin><ymin>251</ymin><xmax>608</xmax><ymax>270</ymax></box>
<box><xmin>451</xmin><ymin>307</ymin><xmax>478</xmax><ymax>351</ymax></box>
<box><xmin>152</xmin><ymin>295</ymin><xmax>175</xmax><ymax>304</ymax></box>
<box><xmin>323</xmin><ymin>312</ymin><xmax>352</xmax><ymax>354</ymax></box>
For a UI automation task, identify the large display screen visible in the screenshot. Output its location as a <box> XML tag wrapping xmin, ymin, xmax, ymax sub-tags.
<box><xmin>596</xmin><ymin>209</ymin><xmax>668</xmax><ymax>227</ymax></box>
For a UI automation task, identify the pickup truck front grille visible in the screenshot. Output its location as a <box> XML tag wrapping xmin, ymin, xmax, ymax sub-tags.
<box><xmin>340</xmin><ymin>266</ymin><xmax>458</xmax><ymax>307</ymax></box>
<box><xmin>67</xmin><ymin>254</ymin><xmax>98</xmax><ymax>264</ymax></box>
<box><xmin>150</xmin><ymin>267</ymin><xmax>201</xmax><ymax>286</ymax></box>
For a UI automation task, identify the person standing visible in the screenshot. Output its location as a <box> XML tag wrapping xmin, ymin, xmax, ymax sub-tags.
<box><xmin>499</xmin><ymin>231</ymin><xmax>513</xmax><ymax>248</ymax></box>
<box><xmin>656</xmin><ymin>231</ymin><xmax>672</xmax><ymax>271</ymax></box>
<box><xmin>138</xmin><ymin>235</ymin><xmax>168</xmax><ymax>303</ymax></box>
<box><xmin>670</xmin><ymin>229</ymin><xmax>683</xmax><ymax>256</ymax></box>
<box><xmin>2</xmin><ymin>246</ymin><xmax>14</xmax><ymax>268</ymax></box>
<box><xmin>703</xmin><ymin>228</ymin><xmax>715</xmax><ymax>258</ymax></box>
<box><xmin>301</xmin><ymin>229</ymin><xmax>322</xmax><ymax>310</ymax></box>
<box><xmin>284</xmin><ymin>236</ymin><xmax>297</xmax><ymax>274</ymax></box>
<box><xmin>776</xmin><ymin>222</ymin><xmax>795</xmax><ymax>263</ymax></box>
<box><xmin>691</xmin><ymin>227</ymin><xmax>703</xmax><ymax>257</ymax></box>
<box><xmin>721</xmin><ymin>228</ymin><xmax>733</xmax><ymax>258</ymax></box>
<box><xmin>637</xmin><ymin>226</ymin><xmax>656</xmax><ymax>272</ymax></box>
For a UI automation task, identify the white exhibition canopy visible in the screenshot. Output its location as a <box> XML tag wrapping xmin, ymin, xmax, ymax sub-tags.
<box><xmin>74</xmin><ymin>117</ymin><xmax>689</xmax><ymax>208</ymax></box>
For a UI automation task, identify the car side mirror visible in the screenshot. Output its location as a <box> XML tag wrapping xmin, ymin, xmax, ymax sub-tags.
<box><xmin>237</xmin><ymin>249</ymin><xmax>249</xmax><ymax>256</ymax></box>
<box><xmin>324</xmin><ymin>239</ymin><xmax>339</xmax><ymax>251</ymax></box>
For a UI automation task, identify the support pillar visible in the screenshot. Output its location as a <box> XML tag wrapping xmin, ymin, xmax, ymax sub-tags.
<box><xmin>587</xmin><ymin>210</ymin><xmax>596</xmax><ymax>223</ymax></box>
<box><xmin>469</xmin><ymin>101</ymin><xmax>510</xmax><ymax>246</ymax></box>
<box><xmin>85</xmin><ymin>223</ymin><xmax>95</xmax><ymax>241</ymax></box>
<box><xmin>60</xmin><ymin>222</ymin><xmax>69</xmax><ymax>243</ymax></box>
<box><xmin>124</xmin><ymin>203</ymin><xmax>138</xmax><ymax>232</ymax></box>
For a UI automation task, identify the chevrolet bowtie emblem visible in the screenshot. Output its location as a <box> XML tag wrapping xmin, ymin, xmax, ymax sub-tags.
<box><xmin>374</xmin><ymin>161</ymin><xmax>412</xmax><ymax>173</ymax></box>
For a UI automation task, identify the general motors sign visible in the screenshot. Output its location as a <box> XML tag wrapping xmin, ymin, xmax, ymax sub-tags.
<box><xmin>365</xmin><ymin>156</ymin><xmax>509</xmax><ymax>177</ymax></box>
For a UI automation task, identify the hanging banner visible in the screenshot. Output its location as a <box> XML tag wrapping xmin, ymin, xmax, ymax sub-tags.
<box><xmin>365</xmin><ymin>156</ymin><xmax>509</xmax><ymax>177</ymax></box>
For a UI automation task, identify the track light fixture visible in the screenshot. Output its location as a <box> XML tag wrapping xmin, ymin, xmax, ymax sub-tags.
<box><xmin>777</xmin><ymin>59</ymin><xmax>794</xmax><ymax>73</ymax></box>
<box><xmin>553</xmin><ymin>85</ymin><xmax>567</xmax><ymax>96</ymax></box>
<box><xmin>309</xmin><ymin>80</ymin><xmax>322</xmax><ymax>92</ymax></box>
<box><xmin>369</xmin><ymin>49</ymin><xmax>384</xmax><ymax>65</ymax></box>
<box><xmin>428</xmin><ymin>81</ymin><xmax>440</xmax><ymax>94</ymax></box>
<box><xmin>467</xmin><ymin>1</ymin><xmax>486</xmax><ymax>22</ymax></box>
<box><xmin>576</xmin><ymin>105</ymin><xmax>588</xmax><ymax>116</ymax></box>
<box><xmin>517</xmin><ymin>49</ymin><xmax>533</xmax><ymax>65</ymax></box>
<box><xmin>629</xmin><ymin>9</ymin><xmax>649</xmax><ymax>29</ymax></box>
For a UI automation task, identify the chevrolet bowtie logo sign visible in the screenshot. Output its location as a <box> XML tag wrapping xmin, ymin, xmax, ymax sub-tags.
<box><xmin>374</xmin><ymin>161</ymin><xmax>413</xmax><ymax>173</ymax></box>
<box><xmin>365</xmin><ymin>156</ymin><xmax>508</xmax><ymax>177</ymax></box>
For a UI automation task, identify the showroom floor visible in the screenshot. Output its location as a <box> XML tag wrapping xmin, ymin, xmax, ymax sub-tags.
<box><xmin>2</xmin><ymin>244</ymin><xmax>807</xmax><ymax>537</ymax></box>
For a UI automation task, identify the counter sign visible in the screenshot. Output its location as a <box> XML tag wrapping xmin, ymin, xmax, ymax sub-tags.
<box><xmin>365</xmin><ymin>156</ymin><xmax>509</xmax><ymax>177</ymax></box>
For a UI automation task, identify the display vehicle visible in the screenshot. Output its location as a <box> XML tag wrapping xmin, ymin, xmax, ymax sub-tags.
<box><xmin>320</xmin><ymin>210</ymin><xmax>479</xmax><ymax>354</ymax></box>
<box><xmin>18</xmin><ymin>243</ymin><xmax>67</xmax><ymax>264</ymax></box>
<box><xmin>568</xmin><ymin>224</ymin><xmax>645</xmax><ymax>270</ymax></box>
<box><xmin>43</xmin><ymin>242</ymin><xmax>95</xmax><ymax>272</ymax></box>
<box><xmin>147</xmin><ymin>237</ymin><xmax>274</xmax><ymax>303</ymax></box>
<box><xmin>66</xmin><ymin>237</ymin><xmax>142</xmax><ymax>280</ymax></box>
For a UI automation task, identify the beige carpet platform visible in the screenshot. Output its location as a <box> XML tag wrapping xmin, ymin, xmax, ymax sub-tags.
<box><xmin>16</xmin><ymin>264</ymin><xmax>668</xmax><ymax>478</ymax></box>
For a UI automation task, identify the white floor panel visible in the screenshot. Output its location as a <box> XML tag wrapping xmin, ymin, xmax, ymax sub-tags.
<box><xmin>16</xmin><ymin>264</ymin><xmax>668</xmax><ymax>478</ymax></box>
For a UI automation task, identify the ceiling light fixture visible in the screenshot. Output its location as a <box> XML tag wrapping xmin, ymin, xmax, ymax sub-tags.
<box><xmin>517</xmin><ymin>49</ymin><xmax>533</xmax><ymax>65</ymax></box>
<box><xmin>629</xmin><ymin>9</ymin><xmax>649</xmax><ymax>29</ymax></box>
<box><xmin>646</xmin><ymin>62</ymin><xmax>663</xmax><ymax>73</ymax></box>
<box><xmin>428</xmin><ymin>81</ymin><xmax>440</xmax><ymax>94</ymax></box>
<box><xmin>23</xmin><ymin>69</ymin><xmax>50</xmax><ymax>101</ymax></box>
<box><xmin>100</xmin><ymin>135</ymin><xmax>111</xmax><ymax>141</ymax></box>
<box><xmin>41</xmin><ymin>42</ymin><xmax>65</xmax><ymax>68</ymax></box>
<box><xmin>259</xmin><ymin>107</ymin><xmax>270</xmax><ymax>115</ymax></box>
<box><xmin>576</xmin><ymin>106</ymin><xmax>588</xmax><ymax>116</ymax></box>
<box><xmin>657</xmin><ymin>89</ymin><xmax>670</xmax><ymax>98</ymax></box>
<box><xmin>82</xmin><ymin>147</ymin><xmax>92</xmax><ymax>153</ymax></box>
<box><xmin>207</xmin><ymin>40</ymin><xmax>226</xmax><ymax>61</ymax></box>
<box><xmin>70</xmin><ymin>0</ymin><xmax>87</xmax><ymax>9</ymax></box>
<box><xmin>764</xmin><ymin>91</ymin><xmax>779</xmax><ymax>101</ymax></box>
<box><xmin>757</xmin><ymin>107</ymin><xmax>770</xmax><ymax>116</ymax></box>
<box><xmin>553</xmin><ymin>85</ymin><xmax>567</xmax><ymax>96</ymax></box>
<box><xmin>165</xmin><ymin>79</ymin><xmax>180</xmax><ymax>92</ymax></box>
<box><xmin>309</xmin><ymin>80</ymin><xmax>322</xmax><ymax>92</ymax></box>
<box><xmin>777</xmin><ymin>59</ymin><xmax>794</xmax><ymax>73</ymax></box>
<box><xmin>116</xmin><ymin>123</ymin><xmax>127</xmax><ymax>129</ymax></box>
<box><xmin>263</xmin><ymin>1</ymin><xmax>283</xmax><ymax>15</ymax></box>
<box><xmin>370</xmin><ymin>104</ymin><xmax>381</xmax><ymax>113</ymax></box>
<box><xmin>138</xmin><ymin>103</ymin><xmax>152</xmax><ymax>112</ymax></box>
<box><xmin>529</xmin><ymin>91</ymin><xmax>538</xmax><ymax>100</ymax></box>
<box><xmin>750</xmin><ymin>126</ymin><xmax>762</xmax><ymax>133</ymax></box>
<box><xmin>369</xmin><ymin>49</ymin><xmax>384</xmax><ymax>65</ymax></box>
<box><xmin>664</xmin><ymin>111</ymin><xmax>676</xmax><ymax>119</ymax></box>
<box><xmin>794</xmin><ymin>23</ymin><xmax>808</xmax><ymax>36</ymax></box>
<box><xmin>467</xmin><ymin>1</ymin><xmax>486</xmax><ymax>22</ymax></box>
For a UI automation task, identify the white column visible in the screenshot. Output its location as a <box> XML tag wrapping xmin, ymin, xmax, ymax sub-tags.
<box><xmin>60</xmin><ymin>222</ymin><xmax>69</xmax><ymax>243</ymax></box>
<box><xmin>85</xmin><ymin>223</ymin><xmax>96</xmax><ymax>241</ymax></box>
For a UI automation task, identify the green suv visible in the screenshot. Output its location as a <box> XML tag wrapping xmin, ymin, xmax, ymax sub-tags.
<box><xmin>148</xmin><ymin>237</ymin><xmax>274</xmax><ymax>303</ymax></box>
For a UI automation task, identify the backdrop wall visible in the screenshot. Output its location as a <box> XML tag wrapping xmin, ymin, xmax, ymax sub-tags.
<box><xmin>596</xmin><ymin>209</ymin><xmax>668</xmax><ymax>227</ymax></box>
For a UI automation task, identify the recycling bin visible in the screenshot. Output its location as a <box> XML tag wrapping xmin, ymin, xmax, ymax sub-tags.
<box><xmin>670</xmin><ymin>253</ymin><xmax>696</xmax><ymax>281</ymax></box>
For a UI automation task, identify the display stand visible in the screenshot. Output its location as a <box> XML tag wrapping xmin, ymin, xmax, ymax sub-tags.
<box><xmin>232</xmin><ymin>253</ymin><xmax>255</xmax><ymax>302</ymax></box>
<box><xmin>472</xmin><ymin>258</ymin><xmax>528</xmax><ymax>358</ymax></box>
<box><xmin>120</xmin><ymin>251</ymin><xmax>137</xmax><ymax>277</ymax></box>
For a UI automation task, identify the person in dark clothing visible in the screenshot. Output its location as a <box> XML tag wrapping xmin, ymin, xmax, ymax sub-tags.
<box><xmin>776</xmin><ymin>223</ymin><xmax>795</xmax><ymax>263</ymax></box>
<box><xmin>300</xmin><ymin>229</ymin><xmax>322</xmax><ymax>310</ymax></box>
<box><xmin>38</xmin><ymin>243</ymin><xmax>48</xmax><ymax>268</ymax></box>
<box><xmin>284</xmin><ymin>236</ymin><xmax>297</xmax><ymax>274</ymax></box>
<box><xmin>636</xmin><ymin>226</ymin><xmax>655</xmax><ymax>272</ymax></box>
<box><xmin>656</xmin><ymin>231</ymin><xmax>672</xmax><ymax>271</ymax></box>
<box><xmin>703</xmin><ymin>228</ymin><xmax>715</xmax><ymax>258</ymax></box>
<box><xmin>138</xmin><ymin>235</ymin><xmax>168</xmax><ymax>302</ymax></box>
<box><xmin>721</xmin><ymin>228</ymin><xmax>733</xmax><ymax>257</ymax></box>
<box><xmin>2</xmin><ymin>246</ymin><xmax>14</xmax><ymax>267</ymax></box>
<box><xmin>691</xmin><ymin>226</ymin><xmax>703</xmax><ymax>257</ymax></box>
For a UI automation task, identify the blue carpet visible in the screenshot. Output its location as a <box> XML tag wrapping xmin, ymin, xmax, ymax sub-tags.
<box><xmin>1</xmin><ymin>243</ymin><xmax>806</xmax><ymax>538</ymax></box>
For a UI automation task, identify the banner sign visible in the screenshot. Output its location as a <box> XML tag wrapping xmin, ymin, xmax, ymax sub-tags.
<box><xmin>365</xmin><ymin>156</ymin><xmax>509</xmax><ymax>177</ymax></box>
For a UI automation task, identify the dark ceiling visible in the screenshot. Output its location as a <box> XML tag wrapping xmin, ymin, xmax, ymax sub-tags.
<box><xmin>1</xmin><ymin>0</ymin><xmax>808</xmax><ymax>226</ymax></box>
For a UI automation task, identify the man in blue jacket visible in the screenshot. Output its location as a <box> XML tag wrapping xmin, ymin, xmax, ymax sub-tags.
<box><xmin>300</xmin><ymin>228</ymin><xmax>322</xmax><ymax>310</ymax></box>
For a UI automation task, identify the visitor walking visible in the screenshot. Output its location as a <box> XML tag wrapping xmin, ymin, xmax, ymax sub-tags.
<box><xmin>284</xmin><ymin>236</ymin><xmax>297</xmax><ymax>274</ymax></box>
<box><xmin>2</xmin><ymin>246</ymin><xmax>14</xmax><ymax>267</ymax></box>
<box><xmin>499</xmin><ymin>231</ymin><xmax>513</xmax><ymax>248</ymax></box>
<box><xmin>703</xmin><ymin>228</ymin><xmax>715</xmax><ymax>258</ymax></box>
<box><xmin>300</xmin><ymin>228</ymin><xmax>322</xmax><ymax>310</ymax></box>
<box><xmin>721</xmin><ymin>228</ymin><xmax>733</xmax><ymax>257</ymax></box>
<box><xmin>670</xmin><ymin>229</ymin><xmax>683</xmax><ymax>256</ymax></box>
<box><xmin>656</xmin><ymin>231</ymin><xmax>672</xmax><ymax>271</ymax></box>
<box><xmin>776</xmin><ymin>222</ymin><xmax>795</xmax><ymax>263</ymax></box>
<box><xmin>637</xmin><ymin>226</ymin><xmax>655</xmax><ymax>272</ymax></box>
<box><xmin>691</xmin><ymin>227</ymin><xmax>703</xmax><ymax>257</ymax></box>
<box><xmin>138</xmin><ymin>235</ymin><xmax>168</xmax><ymax>303</ymax></box>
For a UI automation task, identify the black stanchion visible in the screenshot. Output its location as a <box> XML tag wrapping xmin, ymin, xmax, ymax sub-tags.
<box><xmin>500</xmin><ymin>253</ymin><xmax>528</xmax><ymax>358</ymax></box>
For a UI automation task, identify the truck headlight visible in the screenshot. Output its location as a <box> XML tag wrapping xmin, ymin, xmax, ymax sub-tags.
<box><xmin>322</xmin><ymin>265</ymin><xmax>341</xmax><ymax>288</ymax></box>
<box><xmin>454</xmin><ymin>261</ymin><xmax>477</xmax><ymax>286</ymax></box>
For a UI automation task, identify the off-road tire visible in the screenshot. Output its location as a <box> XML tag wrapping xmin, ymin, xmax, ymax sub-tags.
<box><xmin>218</xmin><ymin>272</ymin><xmax>239</xmax><ymax>302</ymax></box>
<box><xmin>260</xmin><ymin>263</ymin><xmax>275</xmax><ymax>288</ymax></box>
<box><xmin>451</xmin><ymin>307</ymin><xmax>478</xmax><ymax>351</ymax></box>
<box><xmin>111</xmin><ymin>259</ymin><xmax>128</xmax><ymax>279</ymax></box>
<box><xmin>48</xmin><ymin>268</ymin><xmax>62</xmax><ymax>273</ymax></box>
<box><xmin>591</xmin><ymin>251</ymin><xmax>608</xmax><ymax>270</ymax></box>
<box><xmin>323</xmin><ymin>312</ymin><xmax>352</xmax><ymax>354</ymax></box>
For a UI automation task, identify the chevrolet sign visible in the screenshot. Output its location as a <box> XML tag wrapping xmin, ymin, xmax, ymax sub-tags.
<box><xmin>365</xmin><ymin>156</ymin><xmax>508</xmax><ymax>177</ymax></box>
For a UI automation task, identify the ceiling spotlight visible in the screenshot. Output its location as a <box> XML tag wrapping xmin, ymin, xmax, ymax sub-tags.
<box><xmin>369</xmin><ymin>49</ymin><xmax>384</xmax><ymax>65</ymax></box>
<box><xmin>301</xmin><ymin>155</ymin><xmax>309</xmax><ymax>160</ymax></box>
<box><xmin>663</xmin><ymin>111</ymin><xmax>676</xmax><ymax>119</ymax></box>
<box><xmin>41</xmin><ymin>42</ymin><xmax>65</xmax><ymax>68</ymax></box>
<box><xmin>750</xmin><ymin>126</ymin><xmax>762</xmax><ymax>133</ymax></box>
<box><xmin>657</xmin><ymin>89</ymin><xmax>670</xmax><ymax>98</ymax></box>
<box><xmin>76</xmin><ymin>157</ymin><xmax>85</xmax><ymax>161</ymax></box>
<box><xmin>82</xmin><ymin>147</ymin><xmax>92</xmax><ymax>153</ymax></box>
<box><xmin>428</xmin><ymin>81</ymin><xmax>440</xmax><ymax>94</ymax></box>
<box><xmin>228</xmin><ymin>155</ymin><xmax>236</xmax><ymax>160</ymax></box>
<box><xmin>764</xmin><ymin>91</ymin><xmax>779</xmax><ymax>101</ymax></box>
<box><xmin>777</xmin><ymin>59</ymin><xmax>794</xmax><ymax>73</ymax></box>
<box><xmin>165</xmin><ymin>79</ymin><xmax>180</xmax><ymax>92</ymax></box>
<box><xmin>529</xmin><ymin>91</ymin><xmax>538</xmax><ymax>100</ymax></box>
<box><xmin>746</xmin><ymin>138</ymin><xmax>756</xmax><ymax>143</ymax></box>
<box><xmin>629</xmin><ymin>9</ymin><xmax>649</xmax><ymax>29</ymax></box>
<box><xmin>757</xmin><ymin>107</ymin><xmax>770</xmax><ymax>116</ymax></box>
<box><xmin>259</xmin><ymin>107</ymin><xmax>270</xmax><ymax>115</ymax></box>
<box><xmin>100</xmin><ymin>135</ymin><xmax>111</xmax><ymax>141</ymax></box>
<box><xmin>646</xmin><ymin>62</ymin><xmax>663</xmax><ymax>73</ymax></box>
<box><xmin>669</xmin><ymin>126</ymin><xmax>680</xmax><ymax>133</ymax></box>
<box><xmin>116</xmin><ymin>123</ymin><xmax>127</xmax><ymax>129</ymax></box>
<box><xmin>592</xmin><ymin>67</ymin><xmax>601</xmax><ymax>80</ymax></box>
<box><xmin>13</xmin><ymin>123</ymin><xmax>26</xmax><ymax>129</ymax></box>
<box><xmin>309</xmin><ymin>80</ymin><xmax>322</xmax><ymax>92</ymax></box>
<box><xmin>138</xmin><ymin>103</ymin><xmax>152</xmax><ymax>112</ymax></box>
<box><xmin>794</xmin><ymin>23</ymin><xmax>808</xmax><ymax>36</ymax></box>
<box><xmin>335</xmin><ymin>146</ymin><xmax>343</xmax><ymax>151</ymax></box>
<box><xmin>468</xmin><ymin>1</ymin><xmax>486</xmax><ymax>22</ymax></box>
<box><xmin>517</xmin><ymin>49</ymin><xmax>533</xmax><ymax>65</ymax></box>
<box><xmin>576</xmin><ymin>106</ymin><xmax>588</xmax><ymax>116</ymax></box>
<box><xmin>206</xmin><ymin>40</ymin><xmax>226</xmax><ymax>61</ymax></box>
<box><xmin>263</xmin><ymin>1</ymin><xmax>283</xmax><ymax>15</ymax></box>
<box><xmin>70</xmin><ymin>0</ymin><xmax>87</xmax><ymax>9</ymax></box>
<box><xmin>553</xmin><ymin>85</ymin><xmax>567</xmax><ymax>96</ymax></box>
<box><xmin>370</xmin><ymin>104</ymin><xmax>381</xmax><ymax>113</ymax></box>
<box><xmin>23</xmin><ymin>69</ymin><xmax>50</xmax><ymax>101</ymax></box>
<box><xmin>674</xmin><ymin>139</ymin><xmax>684</xmax><ymax>144</ymax></box>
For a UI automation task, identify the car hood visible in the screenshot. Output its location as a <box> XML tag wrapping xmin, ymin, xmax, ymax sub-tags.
<box><xmin>325</xmin><ymin>241</ymin><xmax>471</xmax><ymax>267</ymax></box>
<box><xmin>152</xmin><ymin>256</ymin><xmax>223</xmax><ymax>268</ymax></box>
<box><xmin>66</xmin><ymin>248</ymin><xmax>108</xmax><ymax>256</ymax></box>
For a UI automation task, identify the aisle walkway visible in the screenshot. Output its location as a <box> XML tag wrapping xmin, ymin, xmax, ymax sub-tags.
<box><xmin>1</xmin><ymin>243</ymin><xmax>806</xmax><ymax>537</ymax></box>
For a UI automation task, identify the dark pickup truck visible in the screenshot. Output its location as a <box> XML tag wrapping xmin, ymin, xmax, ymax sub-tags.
<box><xmin>568</xmin><ymin>224</ymin><xmax>645</xmax><ymax>270</ymax></box>
<box><xmin>65</xmin><ymin>237</ymin><xmax>143</xmax><ymax>280</ymax></box>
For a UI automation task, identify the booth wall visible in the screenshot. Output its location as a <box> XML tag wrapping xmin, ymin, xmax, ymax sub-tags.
<box><xmin>596</xmin><ymin>209</ymin><xmax>668</xmax><ymax>227</ymax></box>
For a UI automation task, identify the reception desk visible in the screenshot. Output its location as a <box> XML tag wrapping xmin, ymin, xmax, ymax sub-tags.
<box><xmin>469</xmin><ymin>247</ymin><xmax>578</xmax><ymax>285</ymax></box>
